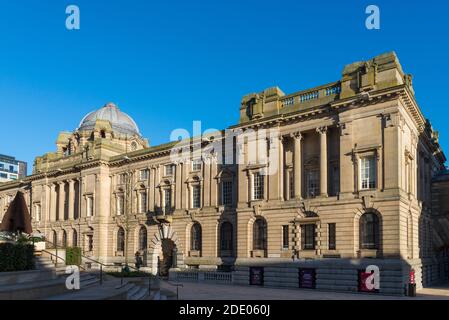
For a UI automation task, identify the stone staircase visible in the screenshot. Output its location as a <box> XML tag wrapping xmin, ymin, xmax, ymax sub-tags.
<box><xmin>0</xmin><ymin>252</ymin><xmax>161</xmax><ymax>300</ymax></box>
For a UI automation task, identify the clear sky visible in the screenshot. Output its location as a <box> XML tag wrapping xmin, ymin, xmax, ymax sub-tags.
<box><xmin>0</xmin><ymin>0</ymin><xmax>448</xmax><ymax>174</ymax></box>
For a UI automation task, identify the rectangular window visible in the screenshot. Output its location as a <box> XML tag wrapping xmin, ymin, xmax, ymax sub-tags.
<box><xmin>289</xmin><ymin>170</ymin><xmax>295</xmax><ymax>199</ymax></box>
<box><xmin>360</xmin><ymin>156</ymin><xmax>376</xmax><ymax>190</ymax></box>
<box><xmin>139</xmin><ymin>192</ymin><xmax>147</xmax><ymax>213</ymax></box>
<box><xmin>331</xmin><ymin>165</ymin><xmax>340</xmax><ymax>196</ymax></box>
<box><xmin>328</xmin><ymin>223</ymin><xmax>336</xmax><ymax>250</ymax></box>
<box><xmin>192</xmin><ymin>185</ymin><xmax>201</xmax><ymax>208</ymax></box>
<box><xmin>35</xmin><ymin>204</ymin><xmax>41</xmax><ymax>222</ymax></box>
<box><xmin>253</xmin><ymin>172</ymin><xmax>264</xmax><ymax>200</ymax></box>
<box><xmin>116</xmin><ymin>195</ymin><xmax>124</xmax><ymax>216</ymax></box>
<box><xmin>165</xmin><ymin>164</ymin><xmax>174</xmax><ymax>176</ymax></box>
<box><xmin>282</xmin><ymin>225</ymin><xmax>289</xmax><ymax>249</ymax></box>
<box><xmin>119</xmin><ymin>174</ymin><xmax>127</xmax><ymax>185</ymax></box>
<box><xmin>0</xmin><ymin>173</ymin><xmax>7</xmax><ymax>178</ymax></box>
<box><xmin>139</xmin><ymin>169</ymin><xmax>149</xmax><ymax>181</ymax></box>
<box><xmin>306</xmin><ymin>169</ymin><xmax>319</xmax><ymax>198</ymax></box>
<box><xmin>222</xmin><ymin>181</ymin><xmax>233</xmax><ymax>206</ymax></box>
<box><xmin>301</xmin><ymin>224</ymin><xmax>316</xmax><ymax>250</ymax></box>
<box><xmin>164</xmin><ymin>189</ymin><xmax>172</xmax><ymax>212</ymax></box>
<box><xmin>87</xmin><ymin>196</ymin><xmax>94</xmax><ymax>217</ymax></box>
<box><xmin>192</xmin><ymin>160</ymin><xmax>202</xmax><ymax>172</ymax></box>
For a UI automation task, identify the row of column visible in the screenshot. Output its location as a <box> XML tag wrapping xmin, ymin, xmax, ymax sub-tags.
<box><xmin>49</xmin><ymin>179</ymin><xmax>80</xmax><ymax>222</ymax></box>
<box><xmin>290</xmin><ymin>126</ymin><xmax>328</xmax><ymax>200</ymax></box>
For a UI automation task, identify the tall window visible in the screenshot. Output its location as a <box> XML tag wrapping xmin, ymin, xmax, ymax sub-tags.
<box><xmin>52</xmin><ymin>230</ymin><xmax>57</xmax><ymax>247</ymax></box>
<box><xmin>253</xmin><ymin>218</ymin><xmax>267</xmax><ymax>250</ymax></box>
<box><xmin>330</xmin><ymin>165</ymin><xmax>340</xmax><ymax>196</ymax></box>
<box><xmin>116</xmin><ymin>195</ymin><xmax>124</xmax><ymax>216</ymax></box>
<box><xmin>282</xmin><ymin>225</ymin><xmax>289</xmax><ymax>249</ymax></box>
<box><xmin>72</xmin><ymin>229</ymin><xmax>78</xmax><ymax>247</ymax></box>
<box><xmin>35</xmin><ymin>204</ymin><xmax>41</xmax><ymax>222</ymax></box>
<box><xmin>360</xmin><ymin>212</ymin><xmax>380</xmax><ymax>250</ymax></box>
<box><xmin>117</xmin><ymin>227</ymin><xmax>125</xmax><ymax>252</ymax></box>
<box><xmin>86</xmin><ymin>196</ymin><xmax>94</xmax><ymax>217</ymax></box>
<box><xmin>360</xmin><ymin>156</ymin><xmax>376</xmax><ymax>190</ymax></box>
<box><xmin>253</xmin><ymin>172</ymin><xmax>264</xmax><ymax>200</ymax></box>
<box><xmin>220</xmin><ymin>222</ymin><xmax>233</xmax><ymax>252</ymax></box>
<box><xmin>164</xmin><ymin>188</ymin><xmax>172</xmax><ymax>212</ymax></box>
<box><xmin>139</xmin><ymin>169</ymin><xmax>149</xmax><ymax>181</ymax></box>
<box><xmin>306</xmin><ymin>169</ymin><xmax>319</xmax><ymax>198</ymax></box>
<box><xmin>192</xmin><ymin>185</ymin><xmax>201</xmax><ymax>208</ymax></box>
<box><xmin>191</xmin><ymin>223</ymin><xmax>202</xmax><ymax>251</ymax></box>
<box><xmin>165</xmin><ymin>164</ymin><xmax>174</xmax><ymax>176</ymax></box>
<box><xmin>328</xmin><ymin>223</ymin><xmax>336</xmax><ymax>250</ymax></box>
<box><xmin>192</xmin><ymin>159</ymin><xmax>202</xmax><ymax>171</ymax></box>
<box><xmin>222</xmin><ymin>181</ymin><xmax>233</xmax><ymax>206</ymax></box>
<box><xmin>62</xmin><ymin>230</ymin><xmax>67</xmax><ymax>248</ymax></box>
<box><xmin>289</xmin><ymin>170</ymin><xmax>295</xmax><ymax>199</ymax></box>
<box><xmin>301</xmin><ymin>224</ymin><xmax>316</xmax><ymax>250</ymax></box>
<box><xmin>139</xmin><ymin>191</ymin><xmax>147</xmax><ymax>213</ymax></box>
<box><xmin>139</xmin><ymin>226</ymin><xmax>147</xmax><ymax>251</ymax></box>
<box><xmin>87</xmin><ymin>234</ymin><xmax>94</xmax><ymax>252</ymax></box>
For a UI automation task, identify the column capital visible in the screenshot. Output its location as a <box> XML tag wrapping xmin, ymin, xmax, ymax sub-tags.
<box><xmin>316</xmin><ymin>126</ymin><xmax>328</xmax><ymax>135</ymax></box>
<box><xmin>290</xmin><ymin>131</ymin><xmax>303</xmax><ymax>140</ymax></box>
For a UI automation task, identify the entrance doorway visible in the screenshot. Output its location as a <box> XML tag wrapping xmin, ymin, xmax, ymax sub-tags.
<box><xmin>159</xmin><ymin>239</ymin><xmax>176</xmax><ymax>277</ymax></box>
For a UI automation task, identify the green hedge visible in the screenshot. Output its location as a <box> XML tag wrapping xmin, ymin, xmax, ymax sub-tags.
<box><xmin>66</xmin><ymin>247</ymin><xmax>82</xmax><ymax>266</ymax></box>
<box><xmin>0</xmin><ymin>243</ymin><xmax>35</xmax><ymax>272</ymax></box>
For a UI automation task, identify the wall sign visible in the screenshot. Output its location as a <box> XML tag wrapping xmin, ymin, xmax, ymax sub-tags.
<box><xmin>299</xmin><ymin>268</ymin><xmax>316</xmax><ymax>289</ymax></box>
<box><xmin>249</xmin><ymin>267</ymin><xmax>264</xmax><ymax>286</ymax></box>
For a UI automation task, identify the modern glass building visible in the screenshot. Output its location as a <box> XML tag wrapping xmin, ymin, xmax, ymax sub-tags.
<box><xmin>0</xmin><ymin>154</ymin><xmax>27</xmax><ymax>182</ymax></box>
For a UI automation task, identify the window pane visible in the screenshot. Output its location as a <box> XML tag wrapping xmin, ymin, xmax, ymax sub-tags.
<box><xmin>328</xmin><ymin>223</ymin><xmax>336</xmax><ymax>250</ymax></box>
<box><xmin>192</xmin><ymin>186</ymin><xmax>201</xmax><ymax>208</ymax></box>
<box><xmin>222</xmin><ymin>181</ymin><xmax>233</xmax><ymax>205</ymax></box>
<box><xmin>253</xmin><ymin>173</ymin><xmax>264</xmax><ymax>200</ymax></box>
<box><xmin>282</xmin><ymin>225</ymin><xmax>289</xmax><ymax>249</ymax></box>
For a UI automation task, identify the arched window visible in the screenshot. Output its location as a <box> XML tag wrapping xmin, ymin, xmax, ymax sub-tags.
<box><xmin>139</xmin><ymin>226</ymin><xmax>147</xmax><ymax>251</ymax></box>
<box><xmin>117</xmin><ymin>227</ymin><xmax>125</xmax><ymax>252</ymax></box>
<box><xmin>62</xmin><ymin>230</ymin><xmax>67</xmax><ymax>248</ymax></box>
<box><xmin>360</xmin><ymin>212</ymin><xmax>380</xmax><ymax>249</ymax></box>
<box><xmin>220</xmin><ymin>222</ymin><xmax>233</xmax><ymax>252</ymax></box>
<box><xmin>52</xmin><ymin>230</ymin><xmax>57</xmax><ymax>248</ymax></box>
<box><xmin>72</xmin><ymin>229</ymin><xmax>78</xmax><ymax>247</ymax></box>
<box><xmin>253</xmin><ymin>218</ymin><xmax>267</xmax><ymax>250</ymax></box>
<box><xmin>191</xmin><ymin>223</ymin><xmax>202</xmax><ymax>251</ymax></box>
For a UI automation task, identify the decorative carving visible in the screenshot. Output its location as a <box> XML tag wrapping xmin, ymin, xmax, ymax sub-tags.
<box><xmin>316</xmin><ymin>126</ymin><xmax>328</xmax><ymax>135</ymax></box>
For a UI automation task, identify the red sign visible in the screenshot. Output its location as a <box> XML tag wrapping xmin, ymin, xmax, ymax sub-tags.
<box><xmin>358</xmin><ymin>270</ymin><xmax>378</xmax><ymax>293</ymax></box>
<box><xmin>410</xmin><ymin>270</ymin><xmax>415</xmax><ymax>284</ymax></box>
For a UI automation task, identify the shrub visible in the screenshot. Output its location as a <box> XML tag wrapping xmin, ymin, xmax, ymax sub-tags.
<box><xmin>0</xmin><ymin>243</ymin><xmax>35</xmax><ymax>272</ymax></box>
<box><xmin>66</xmin><ymin>247</ymin><xmax>82</xmax><ymax>266</ymax></box>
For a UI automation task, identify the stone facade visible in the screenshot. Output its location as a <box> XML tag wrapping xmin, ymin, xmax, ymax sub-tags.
<box><xmin>0</xmin><ymin>52</ymin><xmax>447</xmax><ymax>295</ymax></box>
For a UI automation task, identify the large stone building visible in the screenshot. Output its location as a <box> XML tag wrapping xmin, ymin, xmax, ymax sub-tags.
<box><xmin>0</xmin><ymin>52</ymin><xmax>448</xmax><ymax>295</ymax></box>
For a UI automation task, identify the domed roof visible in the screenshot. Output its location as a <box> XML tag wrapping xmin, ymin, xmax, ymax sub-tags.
<box><xmin>78</xmin><ymin>103</ymin><xmax>140</xmax><ymax>136</ymax></box>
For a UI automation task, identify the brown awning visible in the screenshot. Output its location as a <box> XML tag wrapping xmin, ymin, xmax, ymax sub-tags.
<box><xmin>0</xmin><ymin>191</ymin><xmax>33</xmax><ymax>234</ymax></box>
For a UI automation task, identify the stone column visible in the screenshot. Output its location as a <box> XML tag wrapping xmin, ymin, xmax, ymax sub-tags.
<box><xmin>50</xmin><ymin>184</ymin><xmax>57</xmax><ymax>222</ymax></box>
<box><xmin>149</xmin><ymin>167</ymin><xmax>155</xmax><ymax>211</ymax></box>
<box><xmin>175</xmin><ymin>163</ymin><xmax>182</xmax><ymax>209</ymax></box>
<box><xmin>203</xmin><ymin>159</ymin><xmax>210</xmax><ymax>207</ymax></box>
<box><xmin>279</xmin><ymin>135</ymin><xmax>284</xmax><ymax>201</ymax></box>
<box><xmin>58</xmin><ymin>182</ymin><xmax>66</xmax><ymax>220</ymax></box>
<box><xmin>210</xmin><ymin>155</ymin><xmax>218</xmax><ymax>207</ymax></box>
<box><xmin>292</xmin><ymin>132</ymin><xmax>303</xmax><ymax>199</ymax></box>
<box><xmin>317</xmin><ymin>127</ymin><xmax>328</xmax><ymax>197</ymax></box>
<box><xmin>68</xmin><ymin>180</ymin><xmax>75</xmax><ymax>220</ymax></box>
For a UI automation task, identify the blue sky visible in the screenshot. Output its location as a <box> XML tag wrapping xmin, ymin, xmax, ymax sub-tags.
<box><xmin>0</xmin><ymin>0</ymin><xmax>448</xmax><ymax>174</ymax></box>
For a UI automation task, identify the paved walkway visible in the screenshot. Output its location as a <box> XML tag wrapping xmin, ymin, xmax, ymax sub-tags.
<box><xmin>160</xmin><ymin>281</ymin><xmax>449</xmax><ymax>300</ymax></box>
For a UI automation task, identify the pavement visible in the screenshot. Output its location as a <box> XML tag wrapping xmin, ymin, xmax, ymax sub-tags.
<box><xmin>160</xmin><ymin>281</ymin><xmax>449</xmax><ymax>300</ymax></box>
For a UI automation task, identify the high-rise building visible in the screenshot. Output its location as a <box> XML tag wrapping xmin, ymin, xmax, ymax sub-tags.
<box><xmin>0</xmin><ymin>154</ymin><xmax>27</xmax><ymax>182</ymax></box>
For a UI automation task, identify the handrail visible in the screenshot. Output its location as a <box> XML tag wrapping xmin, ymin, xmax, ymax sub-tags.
<box><xmin>164</xmin><ymin>280</ymin><xmax>184</xmax><ymax>300</ymax></box>
<box><xmin>38</xmin><ymin>237</ymin><xmax>153</xmax><ymax>290</ymax></box>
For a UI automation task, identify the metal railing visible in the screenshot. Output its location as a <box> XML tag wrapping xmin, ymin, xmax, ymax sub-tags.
<box><xmin>35</xmin><ymin>238</ymin><xmax>153</xmax><ymax>289</ymax></box>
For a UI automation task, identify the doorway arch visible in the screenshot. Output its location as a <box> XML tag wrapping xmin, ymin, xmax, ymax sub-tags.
<box><xmin>147</xmin><ymin>224</ymin><xmax>182</xmax><ymax>276</ymax></box>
